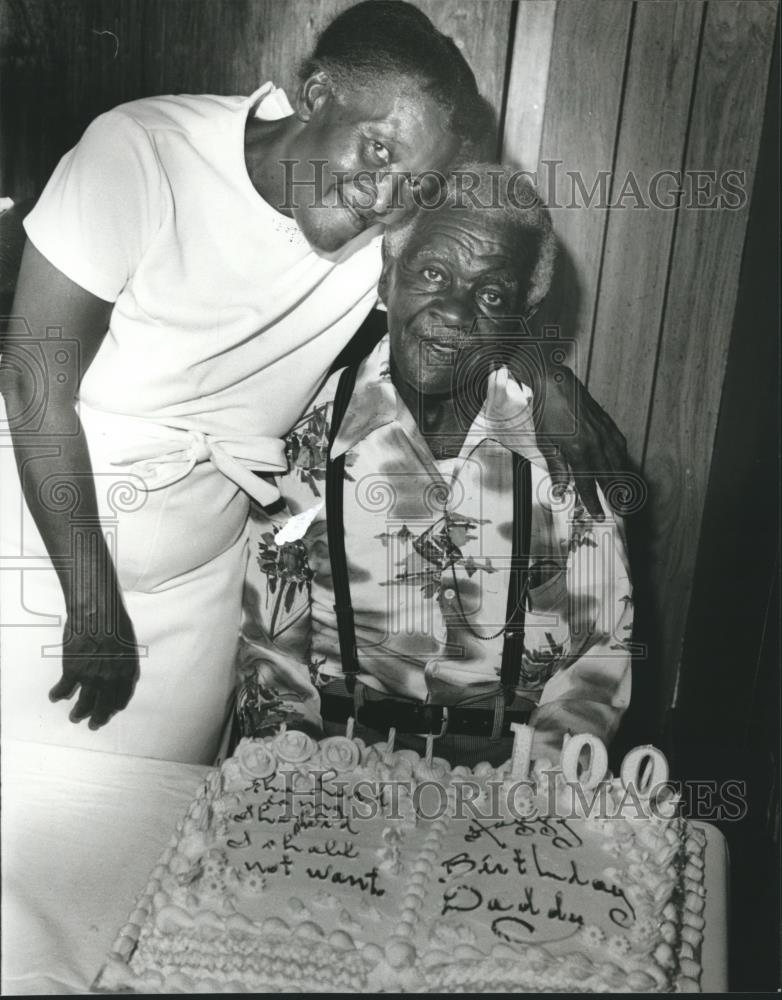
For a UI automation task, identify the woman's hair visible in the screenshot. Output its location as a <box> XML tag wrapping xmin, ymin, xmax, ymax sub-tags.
<box><xmin>301</xmin><ymin>1</ymin><xmax>493</xmax><ymax>157</ymax></box>
<box><xmin>384</xmin><ymin>163</ymin><xmax>558</xmax><ymax>313</ymax></box>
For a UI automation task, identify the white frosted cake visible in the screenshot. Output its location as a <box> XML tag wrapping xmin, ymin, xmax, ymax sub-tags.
<box><xmin>95</xmin><ymin>732</ymin><xmax>707</xmax><ymax>993</ymax></box>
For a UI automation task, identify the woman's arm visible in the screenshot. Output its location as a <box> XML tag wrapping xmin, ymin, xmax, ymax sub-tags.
<box><xmin>0</xmin><ymin>240</ymin><xmax>139</xmax><ymax>729</ymax></box>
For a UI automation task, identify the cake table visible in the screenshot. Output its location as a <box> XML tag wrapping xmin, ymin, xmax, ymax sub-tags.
<box><xmin>1</xmin><ymin>738</ymin><xmax>729</xmax><ymax>994</ymax></box>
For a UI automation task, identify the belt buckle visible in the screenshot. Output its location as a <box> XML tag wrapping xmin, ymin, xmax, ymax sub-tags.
<box><xmin>420</xmin><ymin>704</ymin><xmax>448</xmax><ymax>739</ymax></box>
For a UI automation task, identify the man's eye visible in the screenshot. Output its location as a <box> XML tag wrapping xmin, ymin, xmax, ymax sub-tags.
<box><xmin>421</xmin><ymin>267</ymin><xmax>445</xmax><ymax>284</ymax></box>
<box><xmin>368</xmin><ymin>140</ymin><xmax>390</xmax><ymax>165</ymax></box>
<box><xmin>478</xmin><ymin>288</ymin><xmax>505</xmax><ymax>307</ymax></box>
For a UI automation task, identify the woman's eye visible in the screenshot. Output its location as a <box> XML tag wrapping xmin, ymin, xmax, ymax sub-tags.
<box><xmin>478</xmin><ymin>289</ymin><xmax>504</xmax><ymax>307</ymax></box>
<box><xmin>421</xmin><ymin>267</ymin><xmax>445</xmax><ymax>284</ymax></box>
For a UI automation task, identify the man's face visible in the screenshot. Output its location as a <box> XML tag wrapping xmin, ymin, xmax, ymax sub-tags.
<box><xmin>383</xmin><ymin>207</ymin><xmax>532</xmax><ymax>398</ymax></box>
<box><xmin>287</xmin><ymin>77</ymin><xmax>460</xmax><ymax>252</ymax></box>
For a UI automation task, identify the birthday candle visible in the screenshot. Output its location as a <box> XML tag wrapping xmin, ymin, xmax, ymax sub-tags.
<box><xmin>345</xmin><ymin>716</ymin><xmax>355</xmax><ymax>741</ymax></box>
<box><xmin>509</xmin><ymin>722</ymin><xmax>534</xmax><ymax>780</ymax></box>
<box><xmin>385</xmin><ymin>727</ymin><xmax>397</xmax><ymax>761</ymax></box>
<box><xmin>424</xmin><ymin>733</ymin><xmax>434</xmax><ymax>767</ymax></box>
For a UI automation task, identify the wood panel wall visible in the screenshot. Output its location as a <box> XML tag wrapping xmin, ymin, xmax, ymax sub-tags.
<box><xmin>1</xmin><ymin>0</ymin><xmax>778</xmax><ymax>731</ymax></box>
<box><xmin>501</xmin><ymin>0</ymin><xmax>778</xmax><ymax>724</ymax></box>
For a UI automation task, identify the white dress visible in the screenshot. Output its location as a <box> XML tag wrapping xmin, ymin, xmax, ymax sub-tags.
<box><xmin>0</xmin><ymin>83</ymin><xmax>383</xmax><ymax>762</ymax></box>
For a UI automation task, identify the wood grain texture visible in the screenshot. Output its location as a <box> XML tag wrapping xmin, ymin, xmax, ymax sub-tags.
<box><xmin>142</xmin><ymin>0</ymin><xmax>513</xmax><ymax>120</ymax></box>
<box><xmin>501</xmin><ymin>0</ymin><xmax>557</xmax><ymax>172</ymax></box>
<box><xmin>144</xmin><ymin>0</ymin><xmax>356</xmax><ymax>99</ymax></box>
<box><xmin>583</xmin><ymin>0</ymin><xmax>704</xmax><ymax>746</ymax></box>
<box><xmin>0</xmin><ymin>0</ymin><xmax>147</xmax><ymax>200</ymax></box>
<box><xmin>587</xmin><ymin>0</ymin><xmax>704</xmax><ymax>462</ymax></box>
<box><xmin>641</xmin><ymin>0</ymin><xmax>779</xmax><ymax>714</ymax></box>
<box><xmin>533</xmin><ymin>0</ymin><xmax>634</xmax><ymax>378</ymax></box>
<box><xmin>677</xmin><ymin>10</ymin><xmax>779</xmax><ymax>739</ymax></box>
<box><xmin>415</xmin><ymin>0</ymin><xmax>514</xmax><ymax>126</ymax></box>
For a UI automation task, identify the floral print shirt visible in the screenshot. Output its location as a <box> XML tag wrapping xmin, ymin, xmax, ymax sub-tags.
<box><xmin>240</xmin><ymin>336</ymin><xmax>633</xmax><ymax>757</ymax></box>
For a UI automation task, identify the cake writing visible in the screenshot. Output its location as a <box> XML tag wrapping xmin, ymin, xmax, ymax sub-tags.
<box><xmin>225</xmin><ymin>782</ymin><xmax>387</xmax><ymax>903</ymax></box>
<box><xmin>441</xmin><ymin>881</ymin><xmax>584</xmax><ymax>939</ymax></box>
<box><xmin>308</xmin><ymin>839</ymin><xmax>359</xmax><ymax>858</ymax></box>
<box><xmin>464</xmin><ymin>815</ymin><xmax>584</xmax><ymax>850</ymax></box>
<box><xmin>244</xmin><ymin>854</ymin><xmax>294</xmax><ymax>876</ymax></box>
<box><xmin>305</xmin><ymin>863</ymin><xmax>385</xmax><ymax>897</ymax></box>
<box><xmin>234</xmin><ymin>785</ymin><xmax>360</xmax><ymax>831</ymax></box>
<box><xmin>437</xmin><ymin>836</ymin><xmax>635</xmax><ymax>943</ymax></box>
<box><xmin>241</xmin><ymin>833</ymin><xmax>302</xmax><ymax>852</ymax></box>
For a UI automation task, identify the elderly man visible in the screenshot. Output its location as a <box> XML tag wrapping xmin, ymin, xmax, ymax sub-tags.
<box><xmin>239</xmin><ymin>164</ymin><xmax>633</xmax><ymax>766</ymax></box>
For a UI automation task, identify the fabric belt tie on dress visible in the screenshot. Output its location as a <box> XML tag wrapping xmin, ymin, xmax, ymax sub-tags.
<box><xmin>80</xmin><ymin>405</ymin><xmax>288</xmax><ymax>508</ymax></box>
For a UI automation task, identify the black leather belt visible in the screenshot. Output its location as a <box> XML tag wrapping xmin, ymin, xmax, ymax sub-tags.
<box><xmin>320</xmin><ymin>691</ymin><xmax>531</xmax><ymax>739</ymax></box>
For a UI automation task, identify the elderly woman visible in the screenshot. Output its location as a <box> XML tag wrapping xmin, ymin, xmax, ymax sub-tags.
<box><xmin>0</xmin><ymin>3</ymin><xmax>623</xmax><ymax>763</ymax></box>
<box><xmin>239</xmin><ymin>165</ymin><xmax>632</xmax><ymax>767</ymax></box>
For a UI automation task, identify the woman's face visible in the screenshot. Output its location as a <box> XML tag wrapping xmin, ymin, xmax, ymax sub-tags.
<box><xmin>287</xmin><ymin>76</ymin><xmax>461</xmax><ymax>252</ymax></box>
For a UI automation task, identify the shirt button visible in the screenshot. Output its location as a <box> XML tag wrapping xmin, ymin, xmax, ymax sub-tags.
<box><xmin>444</xmin><ymin>588</ymin><xmax>456</xmax><ymax>600</ymax></box>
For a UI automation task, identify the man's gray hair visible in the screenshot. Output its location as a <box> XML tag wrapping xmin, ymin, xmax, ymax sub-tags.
<box><xmin>385</xmin><ymin>162</ymin><xmax>557</xmax><ymax>312</ymax></box>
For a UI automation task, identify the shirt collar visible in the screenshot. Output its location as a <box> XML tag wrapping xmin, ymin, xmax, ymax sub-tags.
<box><xmin>331</xmin><ymin>334</ymin><xmax>549</xmax><ymax>472</ymax></box>
<box><xmin>249</xmin><ymin>82</ymin><xmax>295</xmax><ymax>120</ymax></box>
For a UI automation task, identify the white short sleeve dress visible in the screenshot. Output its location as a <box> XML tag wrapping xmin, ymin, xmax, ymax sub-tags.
<box><xmin>0</xmin><ymin>83</ymin><xmax>383</xmax><ymax>762</ymax></box>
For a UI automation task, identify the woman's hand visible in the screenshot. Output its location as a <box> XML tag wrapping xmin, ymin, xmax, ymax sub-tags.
<box><xmin>51</xmin><ymin>598</ymin><xmax>140</xmax><ymax>729</ymax></box>
<box><xmin>479</xmin><ymin>341</ymin><xmax>629</xmax><ymax>519</ymax></box>
<box><xmin>535</xmin><ymin>364</ymin><xmax>628</xmax><ymax>520</ymax></box>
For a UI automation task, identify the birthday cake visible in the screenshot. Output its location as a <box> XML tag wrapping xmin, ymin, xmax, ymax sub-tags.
<box><xmin>95</xmin><ymin>731</ymin><xmax>706</xmax><ymax>993</ymax></box>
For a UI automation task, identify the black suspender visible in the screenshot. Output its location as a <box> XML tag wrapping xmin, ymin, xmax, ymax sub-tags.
<box><xmin>326</xmin><ymin>364</ymin><xmax>361</xmax><ymax>684</ymax></box>
<box><xmin>500</xmin><ymin>452</ymin><xmax>532</xmax><ymax>698</ymax></box>
<box><xmin>326</xmin><ymin>373</ymin><xmax>533</xmax><ymax>697</ymax></box>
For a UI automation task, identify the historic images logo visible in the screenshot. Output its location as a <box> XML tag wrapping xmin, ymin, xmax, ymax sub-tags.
<box><xmin>278</xmin><ymin>160</ymin><xmax>748</xmax><ymax>213</ymax></box>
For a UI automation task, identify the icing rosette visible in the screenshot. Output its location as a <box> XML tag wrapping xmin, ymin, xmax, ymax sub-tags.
<box><xmin>273</xmin><ymin>730</ymin><xmax>316</xmax><ymax>764</ymax></box>
<box><xmin>362</xmin><ymin>745</ymin><xmax>384</xmax><ymax>769</ymax></box>
<box><xmin>239</xmin><ymin>870</ymin><xmax>266</xmax><ymax>894</ymax></box>
<box><xmin>318</xmin><ymin>736</ymin><xmax>361</xmax><ymax>774</ymax></box>
<box><xmin>220</xmin><ymin>756</ymin><xmax>248</xmax><ymax>793</ymax></box>
<box><xmin>237</xmin><ymin>741</ymin><xmax>277</xmax><ymax>780</ymax></box>
<box><xmin>372</xmin><ymin>740</ymin><xmax>395</xmax><ymax>760</ymax></box>
<box><xmin>501</xmin><ymin>779</ymin><xmax>539</xmax><ymax>820</ymax></box>
<box><xmin>186</xmin><ymin>798</ymin><xmax>211</xmax><ymax>831</ymax></box>
<box><xmin>607</xmin><ymin>934</ymin><xmax>632</xmax><ymax>958</ymax></box>
<box><xmin>431</xmin><ymin>922</ymin><xmax>476</xmax><ymax>946</ymax></box>
<box><xmin>413</xmin><ymin>756</ymin><xmax>451</xmax><ymax>786</ymax></box>
<box><xmin>383</xmin><ymin>753</ymin><xmax>415</xmax><ymax>781</ymax></box>
<box><xmin>580</xmin><ymin>924</ymin><xmax>606</xmax><ymax>947</ymax></box>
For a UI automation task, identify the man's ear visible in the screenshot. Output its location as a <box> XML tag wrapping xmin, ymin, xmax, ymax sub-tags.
<box><xmin>295</xmin><ymin>71</ymin><xmax>334</xmax><ymax>122</ymax></box>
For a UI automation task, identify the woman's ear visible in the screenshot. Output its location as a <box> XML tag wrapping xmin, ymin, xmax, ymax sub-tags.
<box><xmin>296</xmin><ymin>71</ymin><xmax>333</xmax><ymax>122</ymax></box>
<box><xmin>378</xmin><ymin>243</ymin><xmax>394</xmax><ymax>306</ymax></box>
